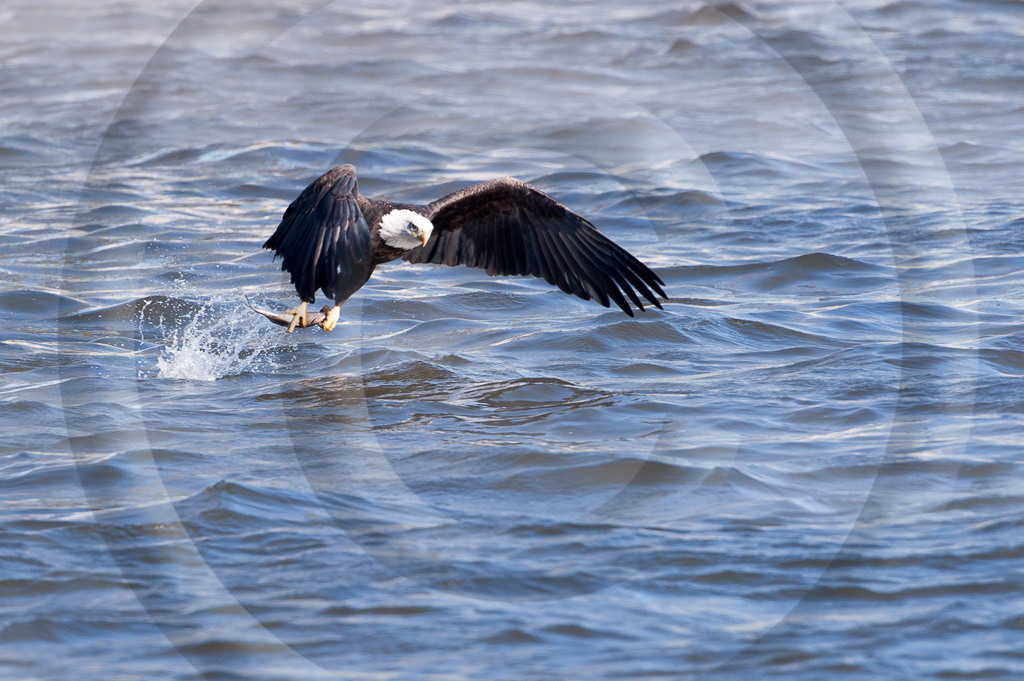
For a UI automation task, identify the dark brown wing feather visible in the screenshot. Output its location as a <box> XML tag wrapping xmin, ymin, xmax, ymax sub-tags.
<box><xmin>263</xmin><ymin>165</ymin><xmax>373</xmax><ymax>304</ymax></box>
<box><xmin>402</xmin><ymin>177</ymin><xmax>665</xmax><ymax>316</ymax></box>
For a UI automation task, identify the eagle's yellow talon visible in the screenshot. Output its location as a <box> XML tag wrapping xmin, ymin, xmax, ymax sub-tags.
<box><xmin>285</xmin><ymin>302</ymin><xmax>308</xmax><ymax>333</ymax></box>
<box><xmin>322</xmin><ymin>305</ymin><xmax>340</xmax><ymax>331</ymax></box>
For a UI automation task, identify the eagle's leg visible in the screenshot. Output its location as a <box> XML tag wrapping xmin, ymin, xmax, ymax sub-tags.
<box><xmin>321</xmin><ymin>305</ymin><xmax>341</xmax><ymax>332</ymax></box>
<box><xmin>285</xmin><ymin>301</ymin><xmax>308</xmax><ymax>333</ymax></box>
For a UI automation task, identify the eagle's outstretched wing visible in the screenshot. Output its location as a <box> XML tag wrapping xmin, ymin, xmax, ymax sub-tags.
<box><xmin>402</xmin><ymin>177</ymin><xmax>665</xmax><ymax>316</ymax></box>
<box><xmin>263</xmin><ymin>165</ymin><xmax>373</xmax><ymax>304</ymax></box>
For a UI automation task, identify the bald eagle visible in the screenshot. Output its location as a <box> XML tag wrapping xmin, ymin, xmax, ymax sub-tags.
<box><xmin>258</xmin><ymin>164</ymin><xmax>665</xmax><ymax>331</ymax></box>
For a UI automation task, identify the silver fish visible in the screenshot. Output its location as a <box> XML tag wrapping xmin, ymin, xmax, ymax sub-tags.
<box><xmin>246</xmin><ymin>297</ymin><xmax>328</xmax><ymax>330</ymax></box>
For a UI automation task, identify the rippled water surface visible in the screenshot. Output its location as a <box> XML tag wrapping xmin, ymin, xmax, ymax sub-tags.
<box><xmin>3</xmin><ymin>1</ymin><xmax>1023</xmax><ymax>679</ymax></box>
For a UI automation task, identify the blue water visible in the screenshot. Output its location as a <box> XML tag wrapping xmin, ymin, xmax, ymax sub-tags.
<box><xmin>2</xmin><ymin>1</ymin><xmax>1023</xmax><ymax>679</ymax></box>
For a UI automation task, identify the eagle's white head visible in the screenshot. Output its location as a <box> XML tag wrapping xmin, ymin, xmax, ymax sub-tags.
<box><xmin>379</xmin><ymin>209</ymin><xmax>434</xmax><ymax>250</ymax></box>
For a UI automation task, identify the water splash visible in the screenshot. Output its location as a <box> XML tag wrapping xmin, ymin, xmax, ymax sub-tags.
<box><xmin>153</xmin><ymin>298</ymin><xmax>284</xmax><ymax>381</ymax></box>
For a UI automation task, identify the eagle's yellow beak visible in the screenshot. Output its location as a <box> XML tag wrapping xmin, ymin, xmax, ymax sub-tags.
<box><xmin>420</xmin><ymin>233</ymin><xmax>429</xmax><ymax>247</ymax></box>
